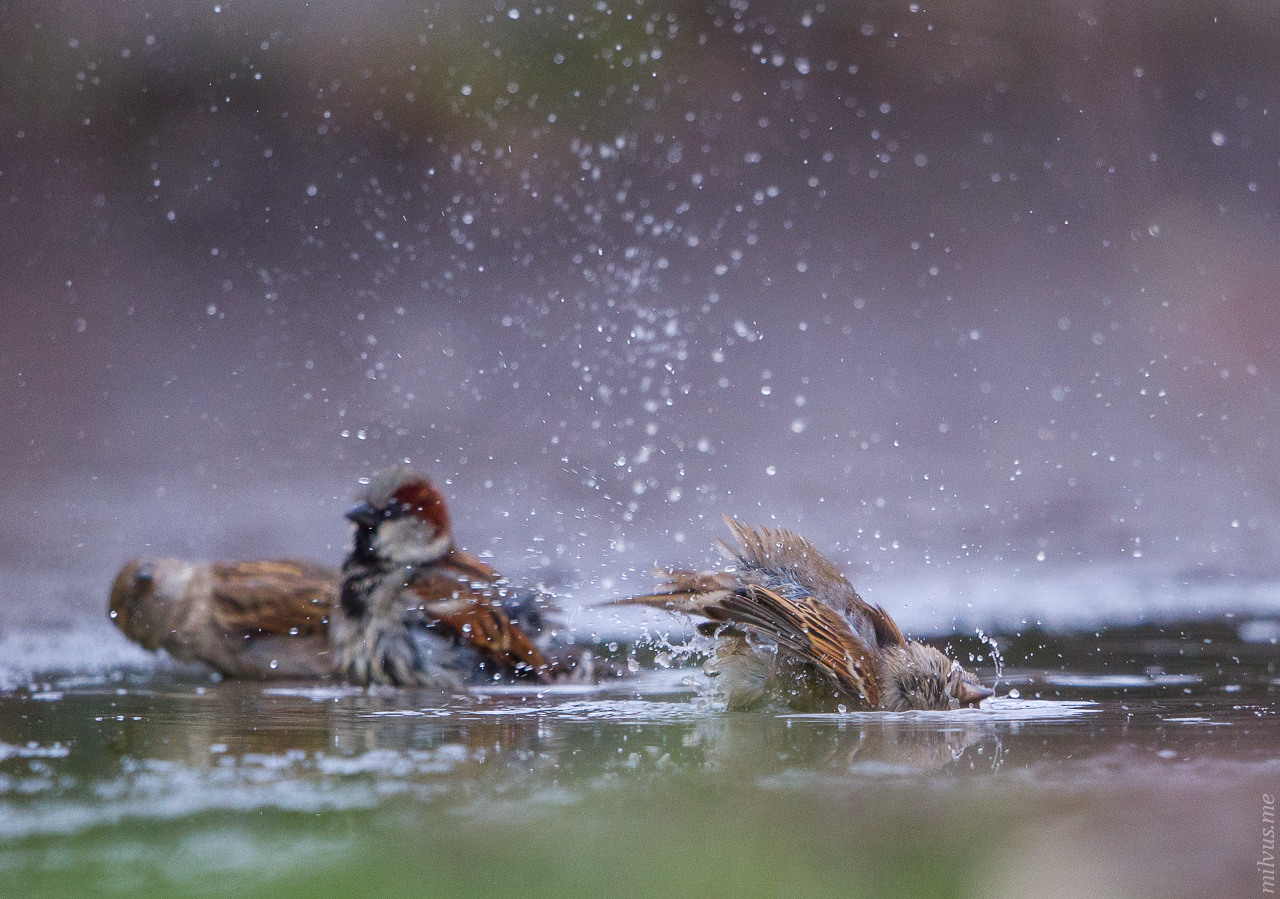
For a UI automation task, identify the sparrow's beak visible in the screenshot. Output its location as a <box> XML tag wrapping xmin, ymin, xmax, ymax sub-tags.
<box><xmin>345</xmin><ymin>502</ymin><xmax>382</xmax><ymax>527</ymax></box>
<box><xmin>955</xmin><ymin>680</ymin><xmax>995</xmax><ymax>708</ymax></box>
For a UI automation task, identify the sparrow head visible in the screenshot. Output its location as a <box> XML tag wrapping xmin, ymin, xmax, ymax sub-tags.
<box><xmin>347</xmin><ymin>467</ymin><xmax>453</xmax><ymax>567</ymax></box>
<box><xmin>878</xmin><ymin>642</ymin><xmax>994</xmax><ymax>711</ymax></box>
<box><xmin>108</xmin><ymin>558</ymin><xmax>196</xmax><ymax>650</ymax></box>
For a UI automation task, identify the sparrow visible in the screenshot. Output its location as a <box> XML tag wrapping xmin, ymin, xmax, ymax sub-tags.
<box><xmin>108</xmin><ymin>557</ymin><xmax>339</xmax><ymax>679</ymax></box>
<box><xmin>618</xmin><ymin>518</ymin><xmax>994</xmax><ymax>712</ymax></box>
<box><xmin>332</xmin><ymin>466</ymin><xmax>601</xmax><ymax>688</ymax></box>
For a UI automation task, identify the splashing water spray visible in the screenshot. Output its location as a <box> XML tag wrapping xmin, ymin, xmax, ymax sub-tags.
<box><xmin>974</xmin><ymin>627</ymin><xmax>1005</xmax><ymax>685</ymax></box>
<box><xmin>637</xmin><ymin>623</ymin><xmax>720</xmax><ymax>708</ymax></box>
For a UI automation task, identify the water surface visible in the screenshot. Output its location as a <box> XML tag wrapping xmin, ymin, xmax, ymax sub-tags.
<box><xmin>2</xmin><ymin>619</ymin><xmax>1275</xmax><ymax>898</ymax></box>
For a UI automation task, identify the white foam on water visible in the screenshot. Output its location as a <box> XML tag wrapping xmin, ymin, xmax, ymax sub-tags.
<box><xmin>0</xmin><ymin>626</ymin><xmax>163</xmax><ymax>692</ymax></box>
<box><xmin>1159</xmin><ymin>716</ymin><xmax>1225</xmax><ymax>725</ymax></box>
<box><xmin>778</xmin><ymin>697</ymin><xmax>1100</xmax><ymax>723</ymax></box>
<box><xmin>0</xmin><ymin>769</ymin><xmax>380</xmax><ymax>843</ymax></box>
<box><xmin>0</xmin><ymin>741</ymin><xmax>72</xmax><ymax>763</ymax></box>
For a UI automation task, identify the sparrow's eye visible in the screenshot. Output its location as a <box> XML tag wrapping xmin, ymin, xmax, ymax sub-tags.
<box><xmin>383</xmin><ymin>500</ymin><xmax>412</xmax><ymax>520</ymax></box>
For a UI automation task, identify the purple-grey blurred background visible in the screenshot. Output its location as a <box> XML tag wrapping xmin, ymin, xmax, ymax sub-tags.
<box><xmin>2</xmin><ymin>2</ymin><xmax>1278</xmax><ymax>656</ymax></box>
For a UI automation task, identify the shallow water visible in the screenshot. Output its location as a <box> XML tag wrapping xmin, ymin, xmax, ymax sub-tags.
<box><xmin>1</xmin><ymin>620</ymin><xmax>1277</xmax><ymax>899</ymax></box>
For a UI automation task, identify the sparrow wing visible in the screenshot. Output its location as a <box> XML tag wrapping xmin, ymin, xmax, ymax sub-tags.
<box><xmin>438</xmin><ymin>547</ymin><xmax>501</xmax><ymax>583</ymax></box>
<box><xmin>407</xmin><ymin>550</ymin><xmax>551</xmax><ymax>680</ymax></box>
<box><xmin>206</xmin><ymin>559</ymin><xmax>338</xmax><ymax>637</ymax></box>
<box><xmin>722</xmin><ymin>518</ymin><xmax>905</xmax><ymax>648</ymax></box>
<box><xmin>614</xmin><ymin>563</ymin><xmax>879</xmax><ymax>706</ymax></box>
<box><xmin>719</xmin><ymin>585</ymin><xmax>880</xmax><ymax>708</ymax></box>
<box><xmin>862</xmin><ymin>601</ymin><xmax>906</xmax><ymax>648</ymax></box>
<box><xmin>719</xmin><ymin>518</ymin><xmax>850</xmax><ymax>589</ymax></box>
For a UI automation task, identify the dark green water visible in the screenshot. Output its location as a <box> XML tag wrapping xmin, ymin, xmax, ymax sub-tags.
<box><xmin>1</xmin><ymin>622</ymin><xmax>1277</xmax><ymax>899</ymax></box>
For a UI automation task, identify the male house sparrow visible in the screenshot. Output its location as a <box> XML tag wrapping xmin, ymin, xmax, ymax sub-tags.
<box><xmin>332</xmin><ymin>467</ymin><xmax>598</xmax><ymax>687</ymax></box>
<box><xmin>109</xmin><ymin>557</ymin><xmax>339</xmax><ymax>679</ymax></box>
<box><xmin>620</xmin><ymin>519</ymin><xmax>994</xmax><ymax>712</ymax></box>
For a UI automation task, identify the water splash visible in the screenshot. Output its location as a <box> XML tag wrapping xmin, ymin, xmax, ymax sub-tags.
<box><xmin>975</xmin><ymin>627</ymin><xmax>1005</xmax><ymax>683</ymax></box>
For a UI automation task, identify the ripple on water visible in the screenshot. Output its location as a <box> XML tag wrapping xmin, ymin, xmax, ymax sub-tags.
<box><xmin>0</xmin><ymin>743</ymin><xmax>482</xmax><ymax>843</ymax></box>
<box><xmin>472</xmin><ymin>667</ymin><xmax>695</xmax><ymax>698</ymax></box>
<box><xmin>777</xmin><ymin>697</ymin><xmax>1099</xmax><ymax>723</ymax></box>
<box><xmin>263</xmin><ymin>686</ymin><xmax>370</xmax><ymax>702</ymax></box>
<box><xmin>469</xmin><ymin>698</ymin><xmax>713</xmax><ymax>723</ymax></box>
<box><xmin>1042</xmin><ymin>673</ymin><xmax>1201</xmax><ymax>688</ymax></box>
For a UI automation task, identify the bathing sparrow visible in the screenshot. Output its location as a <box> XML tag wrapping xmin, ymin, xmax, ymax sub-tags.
<box><xmin>620</xmin><ymin>518</ymin><xmax>994</xmax><ymax>712</ymax></box>
<box><xmin>333</xmin><ymin>467</ymin><xmax>599</xmax><ymax>687</ymax></box>
<box><xmin>109</xmin><ymin>557</ymin><xmax>339</xmax><ymax>679</ymax></box>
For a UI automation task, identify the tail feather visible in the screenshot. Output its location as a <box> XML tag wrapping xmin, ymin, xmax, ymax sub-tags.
<box><xmin>611</xmin><ymin>569</ymin><xmax>737</xmax><ymax>618</ymax></box>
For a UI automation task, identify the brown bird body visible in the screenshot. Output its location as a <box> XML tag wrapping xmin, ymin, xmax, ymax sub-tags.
<box><xmin>621</xmin><ymin>519</ymin><xmax>994</xmax><ymax>712</ymax></box>
<box><xmin>333</xmin><ymin>467</ymin><xmax>601</xmax><ymax>688</ymax></box>
<box><xmin>109</xmin><ymin>558</ymin><xmax>339</xmax><ymax>679</ymax></box>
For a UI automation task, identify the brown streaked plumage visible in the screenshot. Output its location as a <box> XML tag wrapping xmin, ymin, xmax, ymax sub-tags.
<box><xmin>619</xmin><ymin>518</ymin><xmax>994</xmax><ymax>712</ymax></box>
<box><xmin>108</xmin><ymin>557</ymin><xmax>339</xmax><ymax>679</ymax></box>
<box><xmin>333</xmin><ymin>467</ymin><xmax>601</xmax><ymax>688</ymax></box>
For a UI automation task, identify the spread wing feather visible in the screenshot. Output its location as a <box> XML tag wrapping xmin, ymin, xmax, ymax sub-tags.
<box><xmin>721</xmin><ymin>586</ymin><xmax>879</xmax><ymax>708</ymax></box>
<box><xmin>719</xmin><ymin>518</ymin><xmax>850</xmax><ymax>590</ymax></box>
<box><xmin>723</xmin><ymin>519</ymin><xmax>906</xmax><ymax>649</ymax></box>
<box><xmin>411</xmin><ymin>583</ymin><xmax>550</xmax><ymax>678</ymax></box>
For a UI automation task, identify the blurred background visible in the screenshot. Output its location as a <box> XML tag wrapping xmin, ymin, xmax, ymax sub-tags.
<box><xmin>2</xmin><ymin>0</ymin><xmax>1278</xmax><ymax>648</ymax></box>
